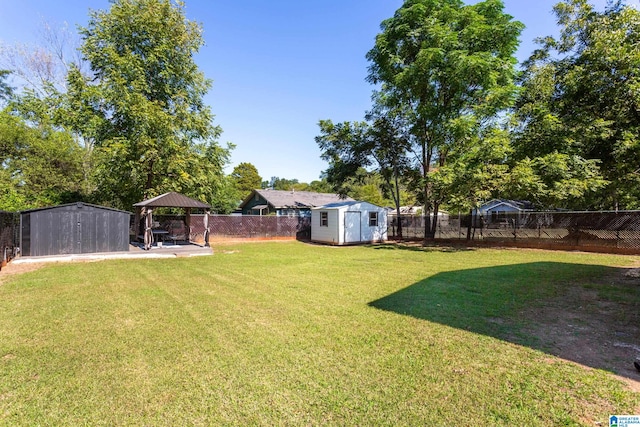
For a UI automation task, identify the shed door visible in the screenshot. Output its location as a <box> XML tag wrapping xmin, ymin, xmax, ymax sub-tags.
<box><xmin>344</xmin><ymin>211</ymin><xmax>361</xmax><ymax>243</ymax></box>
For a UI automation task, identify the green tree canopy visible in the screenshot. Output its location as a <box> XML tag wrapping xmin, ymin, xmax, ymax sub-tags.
<box><xmin>512</xmin><ymin>0</ymin><xmax>640</xmax><ymax>210</ymax></box>
<box><xmin>231</xmin><ymin>162</ymin><xmax>262</xmax><ymax>198</ymax></box>
<box><xmin>305</xmin><ymin>178</ymin><xmax>333</xmax><ymax>193</ymax></box>
<box><xmin>0</xmin><ymin>109</ymin><xmax>84</xmax><ymax>210</ymax></box>
<box><xmin>0</xmin><ymin>70</ymin><xmax>13</xmax><ymax>104</ymax></box>
<box><xmin>65</xmin><ymin>0</ymin><xmax>231</xmax><ymax>210</ymax></box>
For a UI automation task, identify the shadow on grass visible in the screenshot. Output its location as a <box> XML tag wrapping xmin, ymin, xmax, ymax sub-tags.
<box><xmin>369</xmin><ymin>262</ymin><xmax>640</xmax><ymax>382</ymax></box>
<box><xmin>370</xmin><ymin>242</ymin><xmax>476</xmax><ymax>253</ymax></box>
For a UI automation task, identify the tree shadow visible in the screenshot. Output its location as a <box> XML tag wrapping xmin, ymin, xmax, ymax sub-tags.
<box><xmin>369</xmin><ymin>262</ymin><xmax>640</xmax><ymax>382</ymax></box>
<box><xmin>370</xmin><ymin>242</ymin><xmax>476</xmax><ymax>253</ymax></box>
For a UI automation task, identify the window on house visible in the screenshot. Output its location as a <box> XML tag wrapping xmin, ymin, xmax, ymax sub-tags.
<box><xmin>320</xmin><ymin>211</ymin><xmax>328</xmax><ymax>227</ymax></box>
<box><xmin>369</xmin><ymin>211</ymin><xmax>378</xmax><ymax>227</ymax></box>
<box><xmin>491</xmin><ymin>210</ymin><xmax>507</xmax><ymax>222</ymax></box>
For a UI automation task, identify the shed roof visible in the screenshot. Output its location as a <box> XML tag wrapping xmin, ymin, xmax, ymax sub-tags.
<box><xmin>20</xmin><ymin>202</ymin><xmax>132</xmax><ymax>215</ymax></box>
<box><xmin>240</xmin><ymin>189</ymin><xmax>352</xmax><ymax>210</ymax></box>
<box><xmin>133</xmin><ymin>192</ymin><xmax>210</xmax><ymax>209</ymax></box>
<box><xmin>312</xmin><ymin>200</ymin><xmax>385</xmax><ymax>210</ymax></box>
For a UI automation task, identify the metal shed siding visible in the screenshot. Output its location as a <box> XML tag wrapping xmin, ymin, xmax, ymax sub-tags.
<box><xmin>21</xmin><ymin>203</ymin><xmax>130</xmax><ymax>256</ymax></box>
<box><xmin>20</xmin><ymin>213</ymin><xmax>31</xmax><ymax>256</ymax></box>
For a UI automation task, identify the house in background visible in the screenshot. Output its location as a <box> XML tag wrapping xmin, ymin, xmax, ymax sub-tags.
<box><xmin>311</xmin><ymin>201</ymin><xmax>387</xmax><ymax>245</ymax></box>
<box><xmin>398</xmin><ymin>205</ymin><xmax>423</xmax><ymax>215</ymax></box>
<box><xmin>238</xmin><ymin>189</ymin><xmax>353</xmax><ymax>217</ymax></box>
<box><xmin>473</xmin><ymin>199</ymin><xmax>534</xmax><ymax>227</ymax></box>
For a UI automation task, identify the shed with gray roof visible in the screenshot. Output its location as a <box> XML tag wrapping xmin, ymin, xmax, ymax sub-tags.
<box><xmin>311</xmin><ymin>201</ymin><xmax>387</xmax><ymax>245</ymax></box>
<box><xmin>20</xmin><ymin>203</ymin><xmax>131</xmax><ymax>256</ymax></box>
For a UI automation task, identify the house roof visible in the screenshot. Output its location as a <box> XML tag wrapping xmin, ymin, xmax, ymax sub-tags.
<box><xmin>478</xmin><ymin>199</ymin><xmax>534</xmax><ymax>212</ymax></box>
<box><xmin>240</xmin><ymin>189</ymin><xmax>353</xmax><ymax>210</ymax></box>
<box><xmin>133</xmin><ymin>192</ymin><xmax>210</xmax><ymax>209</ymax></box>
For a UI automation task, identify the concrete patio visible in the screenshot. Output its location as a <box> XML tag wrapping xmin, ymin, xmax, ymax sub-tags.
<box><xmin>10</xmin><ymin>242</ymin><xmax>213</xmax><ymax>265</ymax></box>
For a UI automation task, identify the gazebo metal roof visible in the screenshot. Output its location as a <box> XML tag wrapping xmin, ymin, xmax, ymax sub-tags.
<box><xmin>134</xmin><ymin>192</ymin><xmax>210</xmax><ymax>209</ymax></box>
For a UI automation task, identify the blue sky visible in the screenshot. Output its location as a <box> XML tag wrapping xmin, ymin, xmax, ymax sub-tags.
<box><xmin>0</xmin><ymin>0</ymin><xmax>636</xmax><ymax>183</ymax></box>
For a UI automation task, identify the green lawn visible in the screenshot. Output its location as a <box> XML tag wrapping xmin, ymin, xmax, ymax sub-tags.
<box><xmin>0</xmin><ymin>242</ymin><xmax>638</xmax><ymax>425</ymax></box>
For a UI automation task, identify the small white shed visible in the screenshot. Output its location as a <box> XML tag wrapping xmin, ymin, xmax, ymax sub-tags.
<box><xmin>311</xmin><ymin>201</ymin><xmax>388</xmax><ymax>245</ymax></box>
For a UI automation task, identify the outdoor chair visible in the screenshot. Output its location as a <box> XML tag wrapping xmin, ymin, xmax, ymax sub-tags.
<box><xmin>167</xmin><ymin>221</ymin><xmax>188</xmax><ymax>245</ymax></box>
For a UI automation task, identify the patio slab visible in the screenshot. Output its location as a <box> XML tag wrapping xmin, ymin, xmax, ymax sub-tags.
<box><xmin>10</xmin><ymin>243</ymin><xmax>213</xmax><ymax>265</ymax></box>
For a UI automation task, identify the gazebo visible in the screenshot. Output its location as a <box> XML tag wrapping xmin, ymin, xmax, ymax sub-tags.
<box><xmin>133</xmin><ymin>192</ymin><xmax>211</xmax><ymax>250</ymax></box>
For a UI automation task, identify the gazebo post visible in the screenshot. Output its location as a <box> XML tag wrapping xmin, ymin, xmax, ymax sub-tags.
<box><xmin>204</xmin><ymin>209</ymin><xmax>210</xmax><ymax>247</ymax></box>
<box><xmin>144</xmin><ymin>207</ymin><xmax>154</xmax><ymax>250</ymax></box>
<box><xmin>185</xmin><ymin>208</ymin><xmax>191</xmax><ymax>243</ymax></box>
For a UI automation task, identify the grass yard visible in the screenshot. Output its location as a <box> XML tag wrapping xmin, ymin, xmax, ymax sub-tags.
<box><xmin>0</xmin><ymin>241</ymin><xmax>639</xmax><ymax>425</ymax></box>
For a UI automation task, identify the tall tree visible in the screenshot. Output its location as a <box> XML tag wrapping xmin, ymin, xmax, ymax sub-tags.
<box><xmin>366</xmin><ymin>0</ymin><xmax>523</xmax><ymax>240</ymax></box>
<box><xmin>265</xmin><ymin>177</ymin><xmax>306</xmax><ymax>191</ymax></box>
<box><xmin>513</xmin><ymin>0</ymin><xmax>640</xmax><ymax>209</ymax></box>
<box><xmin>231</xmin><ymin>162</ymin><xmax>262</xmax><ymax>197</ymax></box>
<box><xmin>316</xmin><ymin>107</ymin><xmax>411</xmax><ymax>236</ymax></box>
<box><xmin>432</xmin><ymin>126</ymin><xmax>512</xmax><ymax>213</ymax></box>
<box><xmin>1</xmin><ymin>22</ymin><xmax>96</xmax><ymax>202</ymax></box>
<box><xmin>0</xmin><ymin>20</ymin><xmax>88</xmax><ymax>100</ymax></box>
<box><xmin>66</xmin><ymin>0</ymin><xmax>231</xmax><ymax>209</ymax></box>
<box><xmin>0</xmin><ymin>109</ymin><xmax>85</xmax><ymax>210</ymax></box>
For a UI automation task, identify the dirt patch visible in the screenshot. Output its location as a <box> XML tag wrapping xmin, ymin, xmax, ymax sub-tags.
<box><xmin>0</xmin><ymin>261</ymin><xmax>47</xmax><ymax>285</ymax></box>
<box><xmin>519</xmin><ymin>265</ymin><xmax>640</xmax><ymax>394</ymax></box>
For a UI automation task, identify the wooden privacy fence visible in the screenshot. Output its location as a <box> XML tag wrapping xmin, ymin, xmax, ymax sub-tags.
<box><xmin>151</xmin><ymin>214</ymin><xmax>312</xmax><ymax>242</ymax></box>
<box><xmin>389</xmin><ymin>210</ymin><xmax>640</xmax><ymax>254</ymax></box>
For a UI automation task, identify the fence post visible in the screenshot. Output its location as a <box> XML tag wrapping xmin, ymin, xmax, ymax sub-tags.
<box><xmin>615</xmin><ymin>211</ymin><xmax>620</xmax><ymax>248</ymax></box>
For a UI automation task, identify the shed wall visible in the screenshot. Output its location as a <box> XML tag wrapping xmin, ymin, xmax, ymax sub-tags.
<box><xmin>311</xmin><ymin>209</ymin><xmax>341</xmax><ymax>243</ymax></box>
<box><xmin>21</xmin><ymin>204</ymin><xmax>130</xmax><ymax>256</ymax></box>
<box><xmin>312</xmin><ymin>202</ymin><xmax>388</xmax><ymax>245</ymax></box>
<box><xmin>344</xmin><ymin>204</ymin><xmax>387</xmax><ymax>244</ymax></box>
<box><xmin>354</xmin><ymin>209</ymin><xmax>387</xmax><ymax>243</ymax></box>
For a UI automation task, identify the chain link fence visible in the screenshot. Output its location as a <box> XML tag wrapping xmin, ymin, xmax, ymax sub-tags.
<box><xmin>389</xmin><ymin>210</ymin><xmax>640</xmax><ymax>253</ymax></box>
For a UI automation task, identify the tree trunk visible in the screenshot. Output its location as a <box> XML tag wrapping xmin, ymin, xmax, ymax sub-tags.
<box><xmin>393</xmin><ymin>169</ymin><xmax>403</xmax><ymax>239</ymax></box>
<box><xmin>421</xmin><ymin>138</ymin><xmax>432</xmax><ymax>246</ymax></box>
<box><xmin>429</xmin><ymin>202</ymin><xmax>439</xmax><ymax>239</ymax></box>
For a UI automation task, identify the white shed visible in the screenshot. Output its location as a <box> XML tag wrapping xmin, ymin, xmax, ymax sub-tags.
<box><xmin>311</xmin><ymin>201</ymin><xmax>388</xmax><ymax>245</ymax></box>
